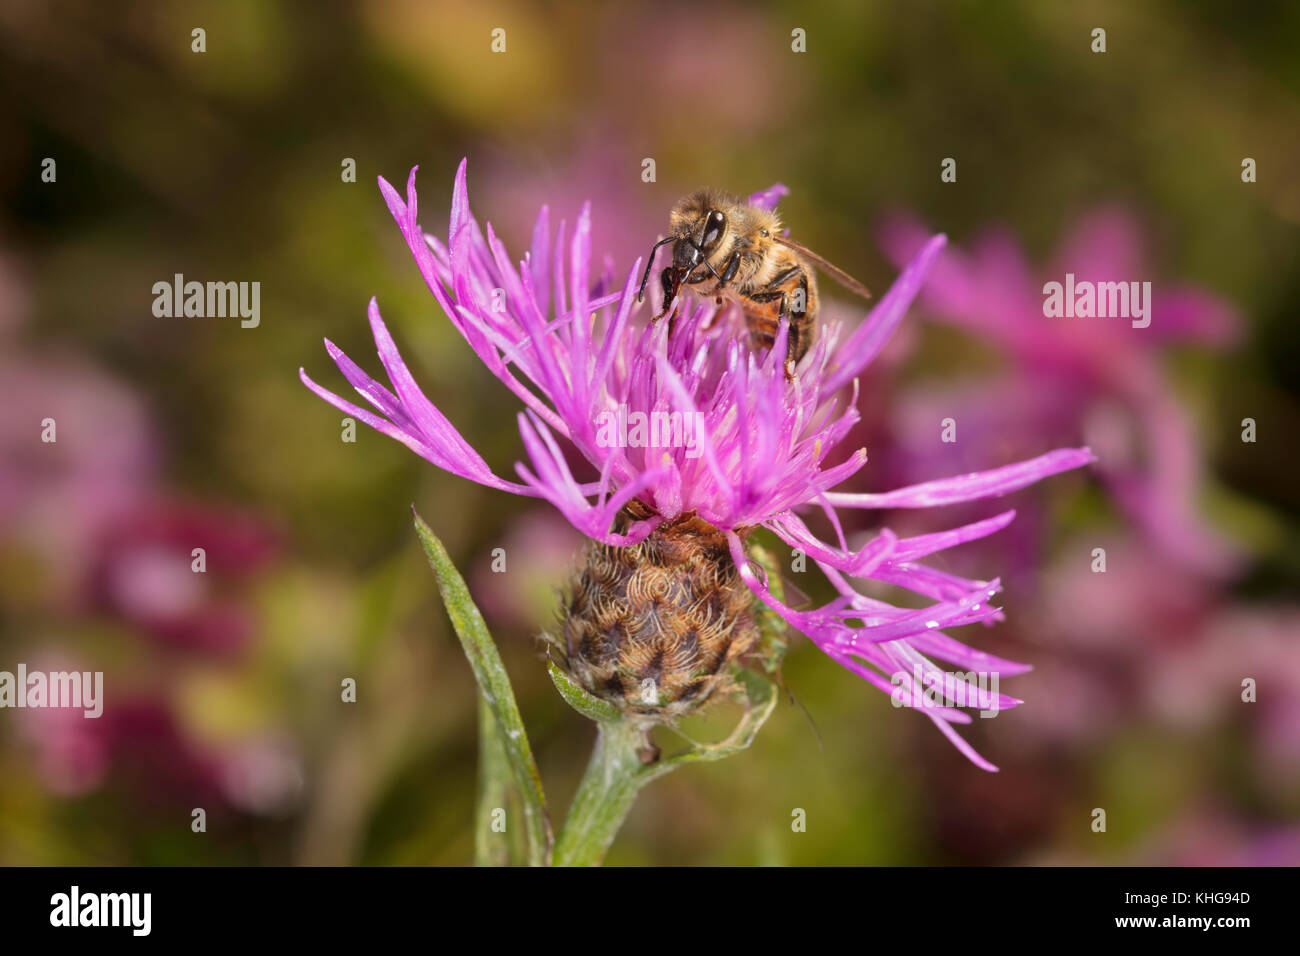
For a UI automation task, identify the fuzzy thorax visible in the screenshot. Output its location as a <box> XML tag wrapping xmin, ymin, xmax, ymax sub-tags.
<box><xmin>555</xmin><ymin>506</ymin><xmax>758</xmax><ymax>720</ymax></box>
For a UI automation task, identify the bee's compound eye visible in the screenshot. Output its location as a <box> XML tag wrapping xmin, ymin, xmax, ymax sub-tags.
<box><xmin>760</xmin><ymin>228</ymin><xmax>769</xmax><ymax>237</ymax></box>
<box><xmin>702</xmin><ymin>210</ymin><xmax>726</xmax><ymax>249</ymax></box>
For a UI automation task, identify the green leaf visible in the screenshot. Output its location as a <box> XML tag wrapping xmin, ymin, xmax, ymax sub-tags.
<box><xmin>413</xmin><ymin>510</ymin><xmax>552</xmax><ymax>866</ymax></box>
<box><xmin>475</xmin><ymin>699</ymin><xmax>521</xmax><ymax>866</ymax></box>
<box><xmin>547</xmin><ymin>659</ymin><xmax>622</xmax><ymax>723</ymax></box>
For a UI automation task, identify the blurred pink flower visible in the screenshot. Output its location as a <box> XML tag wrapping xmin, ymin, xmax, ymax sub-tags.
<box><xmin>1146</xmin><ymin>604</ymin><xmax>1300</xmax><ymax>773</ymax></box>
<box><xmin>1136</xmin><ymin>812</ymin><xmax>1300</xmax><ymax>866</ymax></box>
<box><xmin>85</xmin><ymin>502</ymin><xmax>280</xmax><ymax>656</ymax></box>
<box><xmin>0</xmin><ymin>250</ymin><xmax>33</xmax><ymax>337</ymax></box>
<box><xmin>0</xmin><ymin>355</ymin><xmax>157</xmax><ymax>591</ymax></box>
<box><xmin>18</xmin><ymin>683</ymin><xmax>217</xmax><ymax>805</ymax></box>
<box><xmin>481</xmin><ymin>143</ymin><xmax>664</xmax><ymax>274</ymax></box>
<box><xmin>23</xmin><ymin>690</ymin><xmax>301</xmax><ymax>816</ymax></box>
<box><xmin>881</xmin><ymin>207</ymin><xmax>1242</xmax><ymax>579</ymax></box>
<box><xmin>17</xmin><ymin>654</ymin><xmax>109</xmax><ymax>797</ymax></box>
<box><xmin>596</xmin><ymin>6</ymin><xmax>796</xmax><ymax>140</ymax></box>
<box><xmin>998</xmin><ymin>532</ymin><xmax>1227</xmax><ymax>751</ymax></box>
<box><xmin>1032</xmin><ymin>533</ymin><xmax>1214</xmax><ymax>652</ymax></box>
<box><xmin>217</xmin><ymin>734</ymin><xmax>304</xmax><ymax>817</ymax></box>
<box><xmin>471</xmin><ymin>509</ymin><xmax>584</xmax><ymax>633</ymax></box>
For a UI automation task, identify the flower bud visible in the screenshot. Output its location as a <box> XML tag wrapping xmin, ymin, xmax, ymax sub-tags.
<box><xmin>556</xmin><ymin>507</ymin><xmax>759</xmax><ymax>720</ymax></box>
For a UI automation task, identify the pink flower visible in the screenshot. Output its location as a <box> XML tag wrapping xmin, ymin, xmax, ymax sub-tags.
<box><xmin>85</xmin><ymin>502</ymin><xmax>280</xmax><ymax>656</ymax></box>
<box><xmin>302</xmin><ymin>162</ymin><xmax>1093</xmax><ymax>769</ymax></box>
<box><xmin>881</xmin><ymin>208</ymin><xmax>1241</xmax><ymax>579</ymax></box>
<box><xmin>0</xmin><ymin>354</ymin><xmax>157</xmax><ymax>591</ymax></box>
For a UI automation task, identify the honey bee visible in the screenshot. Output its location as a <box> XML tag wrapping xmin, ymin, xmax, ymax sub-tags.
<box><xmin>636</xmin><ymin>189</ymin><xmax>873</xmax><ymax>377</ymax></box>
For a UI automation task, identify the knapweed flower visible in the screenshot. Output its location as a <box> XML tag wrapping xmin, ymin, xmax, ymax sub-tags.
<box><xmin>881</xmin><ymin>209</ymin><xmax>1240</xmax><ymax>579</ymax></box>
<box><xmin>301</xmin><ymin>161</ymin><xmax>1093</xmax><ymax>770</ymax></box>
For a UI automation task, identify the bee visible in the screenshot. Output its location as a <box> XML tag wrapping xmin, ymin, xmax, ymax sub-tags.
<box><xmin>636</xmin><ymin>189</ymin><xmax>873</xmax><ymax>377</ymax></box>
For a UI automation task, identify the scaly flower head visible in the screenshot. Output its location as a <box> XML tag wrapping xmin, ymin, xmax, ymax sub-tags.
<box><xmin>301</xmin><ymin>161</ymin><xmax>1093</xmax><ymax>770</ymax></box>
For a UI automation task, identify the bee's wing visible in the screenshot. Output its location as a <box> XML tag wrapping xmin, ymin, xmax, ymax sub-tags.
<box><xmin>775</xmin><ymin>235</ymin><xmax>872</xmax><ymax>301</ymax></box>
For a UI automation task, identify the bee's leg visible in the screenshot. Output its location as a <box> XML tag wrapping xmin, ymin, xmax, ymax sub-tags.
<box><xmin>746</xmin><ymin>290</ymin><xmax>785</xmax><ymax>307</ymax></box>
<box><xmin>763</xmin><ymin>265</ymin><xmax>804</xmax><ymax>293</ymax></box>
<box><xmin>785</xmin><ymin>326</ymin><xmax>802</xmax><ymax>380</ymax></box>
<box><xmin>720</xmin><ymin>252</ymin><xmax>741</xmax><ymax>285</ymax></box>
<box><xmin>652</xmin><ymin>267</ymin><xmax>676</xmax><ymax>321</ymax></box>
<box><xmin>755</xmin><ymin>266</ymin><xmax>809</xmax><ymax>379</ymax></box>
<box><xmin>787</xmin><ymin>273</ymin><xmax>810</xmax><ymax>366</ymax></box>
<box><xmin>713</xmin><ymin>252</ymin><xmax>742</xmax><ymax>304</ymax></box>
<box><xmin>745</xmin><ymin>288</ymin><xmax>790</xmax><ymax>378</ymax></box>
<box><xmin>713</xmin><ymin>253</ymin><xmax>741</xmax><ymax>304</ymax></box>
<box><xmin>779</xmin><ymin>292</ymin><xmax>798</xmax><ymax>381</ymax></box>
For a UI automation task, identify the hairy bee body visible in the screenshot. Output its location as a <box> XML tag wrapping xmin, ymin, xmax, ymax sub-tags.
<box><xmin>667</xmin><ymin>190</ymin><xmax>820</xmax><ymax>367</ymax></box>
<box><xmin>653</xmin><ymin>190</ymin><xmax>818</xmax><ymax>371</ymax></box>
<box><xmin>640</xmin><ymin>188</ymin><xmax>870</xmax><ymax>376</ymax></box>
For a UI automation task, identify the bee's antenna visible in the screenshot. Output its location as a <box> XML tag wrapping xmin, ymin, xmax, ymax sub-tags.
<box><xmin>636</xmin><ymin>235</ymin><xmax>678</xmax><ymax>303</ymax></box>
<box><xmin>693</xmin><ymin>246</ymin><xmax>725</xmax><ymax>282</ymax></box>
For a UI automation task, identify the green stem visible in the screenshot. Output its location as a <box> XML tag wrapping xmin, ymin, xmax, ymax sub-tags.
<box><xmin>552</xmin><ymin>720</ymin><xmax>652</xmax><ymax>867</ymax></box>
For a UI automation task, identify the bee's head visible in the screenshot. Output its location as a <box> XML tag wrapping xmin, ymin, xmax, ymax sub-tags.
<box><xmin>637</xmin><ymin>196</ymin><xmax>730</xmax><ymax>310</ymax></box>
<box><xmin>668</xmin><ymin>208</ymin><xmax>727</xmax><ymax>287</ymax></box>
<box><xmin>670</xmin><ymin>235</ymin><xmax>702</xmax><ymax>273</ymax></box>
<box><xmin>676</xmin><ymin>204</ymin><xmax>728</xmax><ymax>260</ymax></box>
